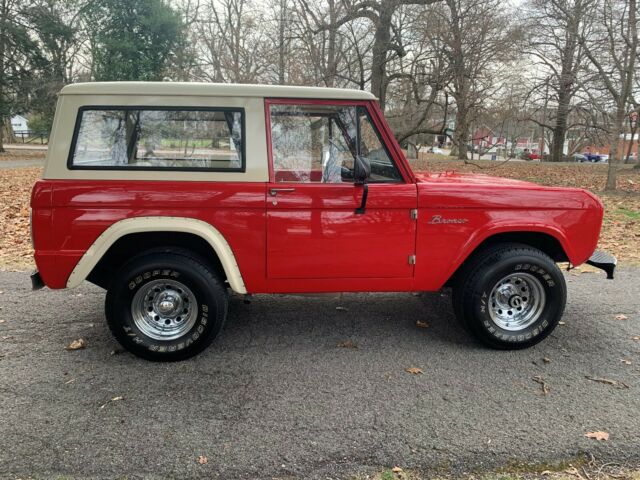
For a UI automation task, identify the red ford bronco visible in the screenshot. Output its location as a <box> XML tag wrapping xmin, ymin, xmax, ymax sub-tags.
<box><xmin>30</xmin><ymin>82</ymin><xmax>615</xmax><ymax>361</ymax></box>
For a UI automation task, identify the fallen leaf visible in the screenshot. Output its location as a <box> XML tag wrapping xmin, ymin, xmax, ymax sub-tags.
<box><xmin>197</xmin><ymin>455</ymin><xmax>208</xmax><ymax>465</ymax></box>
<box><xmin>532</xmin><ymin>375</ymin><xmax>550</xmax><ymax>395</ymax></box>
<box><xmin>65</xmin><ymin>338</ymin><xmax>86</xmax><ymax>351</ymax></box>
<box><xmin>615</xmin><ymin>314</ymin><xmax>628</xmax><ymax>320</ymax></box>
<box><xmin>585</xmin><ymin>431</ymin><xmax>609</xmax><ymax>441</ymax></box>
<box><xmin>585</xmin><ymin>375</ymin><xmax>629</xmax><ymax>389</ymax></box>
<box><xmin>335</xmin><ymin>306</ymin><xmax>348</xmax><ymax>312</ymax></box>
<box><xmin>563</xmin><ymin>467</ymin><xmax>581</xmax><ymax>477</ymax></box>
<box><xmin>99</xmin><ymin>396</ymin><xmax>124</xmax><ymax>409</ymax></box>
<box><xmin>416</xmin><ymin>320</ymin><xmax>429</xmax><ymax>328</ymax></box>
<box><xmin>392</xmin><ymin>466</ymin><xmax>404</xmax><ymax>473</ymax></box>
<box><xmin>543</xmin><ymin>357</ymin><xmax>552</xmax><ymax>364</ymax></box>
<box><xmin>405</xmin><ymin>367</ymin><xmax>423</xmax><ymax>375</ymax></box>
<box><xmin>337</xmin><ymin>340</ymin><xmax>358</xmax><ymax>350</ymax></box>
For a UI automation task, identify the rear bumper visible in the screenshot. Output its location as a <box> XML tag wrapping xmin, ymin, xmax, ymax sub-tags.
<box><xmin>585</xmin><ymin>250</ymin><xmax>617</xmax><ymax>279</ymax></box>
<box><xmin>31</xmin><ymin>271</ymin><xmax>45</xmax><ymax>290</ymax></box>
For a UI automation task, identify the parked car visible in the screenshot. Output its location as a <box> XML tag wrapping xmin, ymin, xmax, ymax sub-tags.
<box><xmin>582</xmin><ymin>153</ymin><xmax>605</xmax><ymax>163</ymax></box>
<box><xmin>572</xmin><ymin>153</ymin><xmax>587</xmax><ymax>162</ymax></box>
<box><xmin>30</xmin><ymin>82</ymin><xmax>616</xmax><ymax>361</ymax></box>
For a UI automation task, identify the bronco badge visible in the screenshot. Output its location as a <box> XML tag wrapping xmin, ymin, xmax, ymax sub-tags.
<box><xmin>428</xmin><ymin>215</ymin><xmax>469</xmax><ymax>224</ymax></box>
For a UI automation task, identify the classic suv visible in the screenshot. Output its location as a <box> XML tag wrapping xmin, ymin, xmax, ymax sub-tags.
<box><xmin>30</xmin><ymin>82</ymin><xmax>615</xmax><ymax>361</ymax></box>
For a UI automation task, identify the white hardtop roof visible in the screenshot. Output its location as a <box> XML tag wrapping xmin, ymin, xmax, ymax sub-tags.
<box><xmin>60</xmin><ymin>82</ymin><xmax>377</xmax><ymax>100</ymax></box>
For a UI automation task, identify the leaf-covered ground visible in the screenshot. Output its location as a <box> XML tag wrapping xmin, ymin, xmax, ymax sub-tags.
<box><xmin>0</xmin><ymin>148</ymin><xmax>46</xmax><ymax>161</ymax></box>
<box><xmin>0</xmin><ymin>167</ymin><xmax>42</xmax><ymax>270</ymax></box>
<box><xmin>1</xmin><ymin>154</ymin><xmax>639</xmax><ymax>270</ymax></box>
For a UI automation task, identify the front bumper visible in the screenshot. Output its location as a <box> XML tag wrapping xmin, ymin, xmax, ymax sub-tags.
<box><xmin>585</xmin><ymin>250</ymin><xmax>617</xmax><ymax>279</ymax></box>
<box><xmin>31</xmin><ymin>270</ymin><xmax>45</xmax><ymax>290</ymax></box>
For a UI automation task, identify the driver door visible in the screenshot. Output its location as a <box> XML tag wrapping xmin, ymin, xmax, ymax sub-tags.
<box><xmin>265</xmin><ymin>100</ymin><xmax>417</xmax><ymax>280</ymax></box>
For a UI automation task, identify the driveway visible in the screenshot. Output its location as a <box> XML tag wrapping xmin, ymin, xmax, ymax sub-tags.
<box><xmin>0</xmin><ymin>268</ymin><xmax>638</xmax><ymax>479</ymax></box>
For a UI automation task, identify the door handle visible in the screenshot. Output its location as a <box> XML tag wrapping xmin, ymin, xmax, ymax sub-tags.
<box><xmin>269</xmin><ymin>188</ymin><xmax>296</xmax><ymax>196</ymax></box>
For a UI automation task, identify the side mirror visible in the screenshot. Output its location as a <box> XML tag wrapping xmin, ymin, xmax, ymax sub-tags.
<box><xmin>354</xmin><ymin>155</ymin><xmax>371</xmax><ymax>185</ymax></box>
<box><xmin>354</xmin><ymin>155</ymin><xmax>370</xmax><ymax>214</ymax></box>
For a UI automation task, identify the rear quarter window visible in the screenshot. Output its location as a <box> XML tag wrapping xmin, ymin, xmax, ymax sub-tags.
<box><xmin>68</xmin><ymin>106</ymin><xmax>245</xmax><ymax>172</ymax></box>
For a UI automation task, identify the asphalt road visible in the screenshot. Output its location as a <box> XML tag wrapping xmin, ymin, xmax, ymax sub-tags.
<box><xmin>0</xmin><ymin>268</ymin><xmax>639</xmax><ymax>479</ymax></box>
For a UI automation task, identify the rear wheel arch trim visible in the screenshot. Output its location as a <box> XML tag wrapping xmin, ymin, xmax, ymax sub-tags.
<box><xmin>66</xmin><ymin>216</ymin><xmax>247</xmax><ymax>294</ymax></box>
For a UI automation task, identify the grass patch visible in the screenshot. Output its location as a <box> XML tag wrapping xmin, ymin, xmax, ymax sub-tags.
<box><xmin>355</xmin><ymin>460</ymin><xmax>640</xmax><ymax>480</ymax></box>
<box><xmin>494</xmin><ymin>455</ymin><xmax>588</xmax><ymax>475</ymax></box>
<box><xmin>0</xmin><ymin>147</ymin><xmax>46</xmax><ymax>161</ymax></box>
<box><xmin>615</xmin><ymin>207</ymin><xmax>640</xmax><ymax>219</ymax></box>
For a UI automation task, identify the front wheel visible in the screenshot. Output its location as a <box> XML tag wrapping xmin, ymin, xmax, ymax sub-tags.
<box><xmin>453</xmin><ymin>244</ymin><xmax>567</xmax><ymax>349</ymax></box>
<box><xmin>105</xmin><ymin>252</ymin><xmax>228</xmax><ymax>361</ymax></box>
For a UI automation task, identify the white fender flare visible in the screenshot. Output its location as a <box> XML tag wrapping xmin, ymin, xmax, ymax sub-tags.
<box><xmin>66</xmin><ymin>216</ymin><xmax>247</xmax><ymax>294</ymax></box>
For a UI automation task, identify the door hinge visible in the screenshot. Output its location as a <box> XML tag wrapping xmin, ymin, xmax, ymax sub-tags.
<box><xmin>408</xmin><ymin>254</ymin><xmax>416</xmax><ymax>265</ymax></box>
<box><xmin>410</xmin><ymin>209</ymin><xmax>418</xmax><ymax>220</ymax></box>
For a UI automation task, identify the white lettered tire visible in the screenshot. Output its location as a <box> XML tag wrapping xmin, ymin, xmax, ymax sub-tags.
<box><xmin>453</xmin><ymin>244</ymin><xmax>567</xmax><ymax>349</ymax></box>
<box><xmin>105</xmin><ymin>252</ymin><xmax>228</xmax><ymax>361</ymax></box>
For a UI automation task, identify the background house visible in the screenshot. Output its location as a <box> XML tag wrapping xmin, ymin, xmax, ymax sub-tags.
<box><xmin>10</xmin><ymin>115</ymin><xmax>29</xmax><ymax>133</ymax></box>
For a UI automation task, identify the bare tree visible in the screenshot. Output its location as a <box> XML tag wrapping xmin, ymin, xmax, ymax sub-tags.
<box><xmin>383</xmin><ymin>4</ymin><xmax>452</xmax><ymax>143</ymax></box>
<box><xmin>306</xmin><ymin>0</ymin><xmax>442</xmax><ymax>109</ymax></box>
<box><xmin>525</xmin><ymin>0</ymin><xmax>596</xmax><ymax>162</ymax></box>
<box><xmin>0</xmin><ymin>0</ymin><xmax>40</xmax><ymax>151</ymax></box>
<box><xmin>195</xmin><ymin>0</ymin><xmax>268</xmax><ymax>83</ymax></box>
<box><xmin>437</xmin><ymin>0</ymin><xmax>521</xmax><ymax>160</ymax></box>
<box><xmin>579</xmin><ymin>0</ymin><xmax>638</xmax><ymax>190</ymax></box>
<box><xmin>294</xmin><ymin>0</ymin><xmax>357</xmax><ymax>88</ymax></box>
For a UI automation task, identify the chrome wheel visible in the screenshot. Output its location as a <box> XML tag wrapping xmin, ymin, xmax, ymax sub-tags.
<box><xmin>131</xmin><ymin>279</ymin><xmax>198</xmax><ymax>341</ymax></box>
<box><xmin>488</xmin><ymin>273</ymin><xmax>546</xmax><ymax>331</ymax></box>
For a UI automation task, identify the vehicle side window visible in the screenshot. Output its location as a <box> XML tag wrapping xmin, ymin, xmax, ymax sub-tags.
<box><xmin>357</xmin><ymin>108</ymin><xmax>403</xmax><ymax>182</ymax></box>
<box><xmin>69</xmin><ymin>107</ymin><xmax>244</xmax><ymax>171</ymax></box>
<box><xmin>269</xmin><ymin>103</ymin><xmax>402</xmax><ymax>183</ymax></box>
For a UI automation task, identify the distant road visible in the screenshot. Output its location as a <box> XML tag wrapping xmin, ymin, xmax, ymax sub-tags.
<box><xmin>3</xmin><ymin>144</ymin><xmax>48</xmax><ymax>151</ymax></box>
<box><xmin>0</xmin><ymin>159</ymin><xmax>44</xmax><ymax>169</ymax></box>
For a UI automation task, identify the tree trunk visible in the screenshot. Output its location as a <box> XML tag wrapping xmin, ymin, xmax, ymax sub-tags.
<box><xmin>325</xmin><ymin>0</ymin><xmax>337</xmax><ymax>88</ymax></box>
<box><xmin>277</xmin><ymin>0</ymin><xmax>286</xmax><ymax>85</ymax></box>
<box><xmin>551</xmin><ymin>79</ymin><xmax>572</xmax><ymax>162</ymax></box>
<box><xmin>550</xmin><ymin>127</ymin><xmax>565</xmax><ymax>162</ymax></box>
<box><xmin>0</xmin><ymin>0</ymin><xmax>6</xmax><ymax>154</ymax></box>
<box><xmin>452</xmin><ymin>101</ymin><xmax>469</xmax><ymax>160</ymax></box>
<box><xmin>625</xmin><ymin>117</ymin><xmax>637</xmax><ymax>164</ymax></box>
<box><xmin>0</xmin><ymin>117</ymin><xmax>5</xmax><ymax>153</ymax></box>
<box><xmin>605</xmin><ymin>107</ymin><xmax>627</xmax><ymax>191</ymax></box>
<box><xmin>370</xmin><ymin>6</ymin><xmax>393</xmax><ymax>110</ymax></box>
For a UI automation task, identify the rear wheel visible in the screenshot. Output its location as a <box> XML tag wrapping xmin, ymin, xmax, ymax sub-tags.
<box><xmin>105</xmin><ymin>252</ymin><xmax>228</xmax><ymax>361</ymax></box>
<box><xmin>453</xmin><ymin>244</ymin><xmax>566</xmax><ymax>349</ymax></box>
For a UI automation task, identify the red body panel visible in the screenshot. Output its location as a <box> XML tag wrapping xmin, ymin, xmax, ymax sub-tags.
<box><xmin>31</xmin><ymin>99</ymin><xmax>605</xmax><ymax>293</ymax></box>
<box><xmin>31</xmin><ymin>181</ymin><xmax>267</xmax><ymax>290</ymax></box>
<box><xmin>266</xmin><ymin>183</ymin><xmax>417</xmax><ymax>280</ymax></box>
